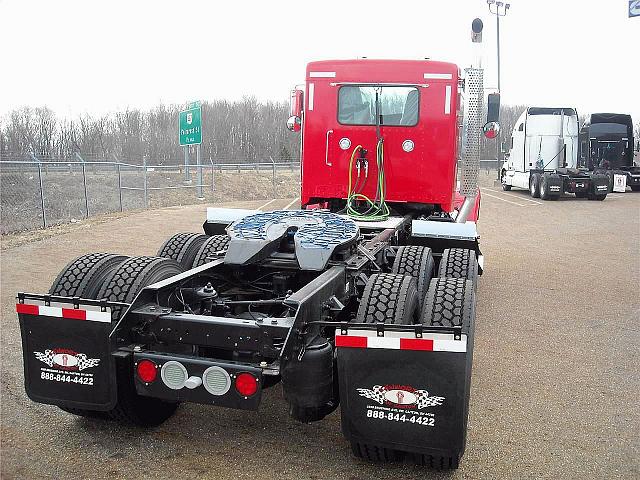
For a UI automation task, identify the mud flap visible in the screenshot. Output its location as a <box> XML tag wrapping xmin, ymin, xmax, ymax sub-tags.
<box><xmin>590</xmin><ymin>174</ymin><xmax>609</xmax><ymax>194</ymax></box>
<box><xmin>17</xmin><ymin>298</ymin><xmax>117</xmax><ymax>411</ymax></box>
<box><xmin>337</xmin><ymin>330</ymin><xmax>472</xmax><ymax>459</ymax></box>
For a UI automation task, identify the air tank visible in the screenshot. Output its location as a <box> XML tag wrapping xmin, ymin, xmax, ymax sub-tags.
<box><xmin>281</xmin><ymin>339</ymin><xmax>338</xmax><ymax>423</ymax></box>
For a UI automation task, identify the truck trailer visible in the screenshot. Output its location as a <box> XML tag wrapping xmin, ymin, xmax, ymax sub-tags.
<box><xmin>578</xmin><ymin>112</ymin><xmax>640</xmax><ymax>192</ymax></box>
<box><xmin>17</xmin><ymin>22</ymin><xmax>493</xmax><ymax>470</ymax></box>
<box><xmin>501</xmin><ymin>107</ymin><xmax>609</xmax><ymax>200</ymax></box>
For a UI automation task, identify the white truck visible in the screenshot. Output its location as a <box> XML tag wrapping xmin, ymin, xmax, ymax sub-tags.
<box><xmin>500</xmin><ymin>107</ymin><xmax>609</xmax><ymax>200</ymax></box>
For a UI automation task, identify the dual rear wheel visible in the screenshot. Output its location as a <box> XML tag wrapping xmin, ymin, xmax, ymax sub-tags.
<box><xmin>49</xmin><ymin>253</ymin><xmax>183</xmax><ymax>426</ymax></box>
<box><xmin>157</xmin><ymin>232</ymin><xmax>229</xmax><ymax>268</ymax></box>
<box><xmin>350</xmin><ymin>247</ymin><xmax>477</xmax><ymax>467</ymax></box>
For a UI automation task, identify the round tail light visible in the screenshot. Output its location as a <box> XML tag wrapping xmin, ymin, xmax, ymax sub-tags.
<box><xmin>235</xmin><ymin>372</ymin><xmax>258</xmax><ymax>397</ymax></box>
<box><xmin>136</xmin><ymin>359</ymin><xmax>158</xmax><ymax>383</ymax></box>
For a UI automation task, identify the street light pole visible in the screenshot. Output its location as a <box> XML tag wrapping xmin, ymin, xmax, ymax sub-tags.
<box><xmin>487</xmin><ymin>0</ymin><xmax>510</xmax><ymax>179</ymax></box>
<box><xmin>487</xmin><ymin>0</ymin><xmax>510</xmax><ymax>93</ymax></box>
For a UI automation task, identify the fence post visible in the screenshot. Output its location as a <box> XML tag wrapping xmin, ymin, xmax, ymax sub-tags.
<box><xmin>210</xmin><ymin>158</ymin><xmax>215</xmax><ymax>193</ymax></box>
<box><xmin>196</xmin><ymin>145</ymin><xmax>204</xmax><ymax>199</ymax></box>
<box><xmin>117</xmin><ymin>162</ymin><xmax>123</xmax><ymax>212</ymax></box>
<box><xmin>143</xmin><ymin>157</ymin><xmax>149</xmax><ymax>208</ymax></box>
<box><xmin>37</xmin><ymin>161</ymin><xmax>47</xmax><ymax>228</ymax></box>
<box><xmin>269</xmin><ymin>156</ymin><xmax>276</xmax><ymax>198</ymax></box>
<box><xmin>184</xmin><ymin>147</ymin><xmax>191</xmax><ymax>183</ymax></box>
<box><xmin>76</xmin><ymin>153</ymin><xmax>89</xmax><ymax>218</ymax></box>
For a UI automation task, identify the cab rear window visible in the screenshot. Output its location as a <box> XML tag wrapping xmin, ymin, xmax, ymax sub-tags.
<box><xmin>338</xmin><ymin>86</ymin><xmax>419</xmax><ymax>126</ymax></box>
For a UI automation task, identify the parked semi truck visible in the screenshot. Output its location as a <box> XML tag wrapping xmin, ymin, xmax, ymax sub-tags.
<box><xmin>17</xmin><ymin>21</ymin><xmax>493</xmax><ymax>470</ymax></box>
<box><xmin>578</xmin><ymin>112</ymin><xmax>640</xmax><ymax>192</ymax></box>
<box><xmin>501</xmin><ymin>107</ymin><xmax>609</xmax><ymax>200</ymax></box>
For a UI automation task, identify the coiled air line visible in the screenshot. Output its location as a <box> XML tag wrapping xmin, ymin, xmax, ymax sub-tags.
<box><xmin>346</xmin><ymin>139</ymin><xmax>390</xmax><ymax>221</ymax></box>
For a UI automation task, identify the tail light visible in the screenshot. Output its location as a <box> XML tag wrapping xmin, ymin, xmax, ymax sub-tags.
<box><xmin>136</xmin><ymin>359</ymin><xmax>158</xmax><ymax>383</ymax></box>
<box><xmin>235</xmin><ymin>372</ymin><xmax>258</xmax><ymax>397</ymax></box>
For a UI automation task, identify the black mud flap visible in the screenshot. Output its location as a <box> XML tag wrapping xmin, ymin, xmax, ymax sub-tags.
<box><xmin>17</xmin><ymin>298</ymin><xmax>117</xmax><ymax>411</ymax></box>
<box><xmin>337</xmin><ymin>329</ymin><xmax>472</xmax><ymax>459</ymax></box>
<box><xmin>590</xmin><ymin>175</ymin><xmax>609</xmax><ymax>194</ymax></box>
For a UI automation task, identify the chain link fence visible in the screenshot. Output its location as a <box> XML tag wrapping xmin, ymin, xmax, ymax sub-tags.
<box><xmin>0</xmin><ymin>155</ymin><xmax>300</xmax><ymax>234</ymax></box>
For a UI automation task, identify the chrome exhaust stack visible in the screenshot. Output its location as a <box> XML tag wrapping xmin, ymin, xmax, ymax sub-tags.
<box><xmin>457</xmin><ymin>19</ymin><xmax>484</xmax><ymax>223</ymax></box>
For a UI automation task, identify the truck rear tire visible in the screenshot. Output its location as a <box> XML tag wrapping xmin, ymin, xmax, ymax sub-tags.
<box><xmin>391</xmin><ymin>246</ymin><xmax>434</xmax><ymax>309</ymax></box>
<box><xmin>529</xmin><ymin>173</ymin><xmax>541</xmax><ymax>198</ymax></box>
<box><xmin>157</xmin><ymin>233</ymin><xmax>208</xmax><ymax>270</ymax></box>
<box><xmin>49</xmin><ymin>252</ymin><xmax>129</xmax><ymax>419</ymax></box>
<box><xmin>350</xmin><ymin>441</ymin><xmax>403</xmax><ymax>462</ymax></box>
<box><xmin>587</xmin><ymin>192</ymin><xmax>607</xmax><ymax>201</ymax></box>
<box><xmin>96</xmin><ymin>256</ymin><xmax>184</xmax><ymax>426</ymax></box>
<box><xmin>350</xmin><ymin>273</ymin><xmax>420</xmax><ymax>462</ymax></box>
<box><xmin>356</xmin><ymin>273</ymin><xmax>420</xmax><ymax>325</ymax></box>
<box><xmin>50</xmin><ymin>253</ymin><xmax>129</xmax><ymax>300</ymax></box>
<box><xmin>631</xmin><ymin>186</ymin><xmax>640</xmax><ymax>192</ymax></box>
<box><xmin>438</xmin><ymin>248</ymin><xmax>477</xmax><ymax>290</ymax></box>
<box><xmin>417</xmin><ymin>277</ymin><xmax>474</xmax><ymax>469</ymax></box>
<box><xmin>606</xmin><ymin>172</ymin><xmax>614</xmax><ymax>193</ymax></box>
<box><xmin>501</xmin><ymin>170</ymin><xmax>511</xmax><ymax>191</ymax></box>
<box><xmin>413</xmin><ymin>453</ymin><xmax>460</xmax><ymax>470</ymax></box>
<box><xmin>422</xmin><ymin>277</ymin><xmax>474</xmax><ymax>329</ymax></box>
<box><xmin>192</xmin><ymin>234</ymin><xmax>230</xmax><ymax>267</ymax></box>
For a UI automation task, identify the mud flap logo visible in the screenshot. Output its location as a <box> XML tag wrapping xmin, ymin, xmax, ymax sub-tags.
<box><xmin>34</xmin><ymin>349</ymin><xmax>100</xmax><ymax>386</ymax></box>
<box><xmin>357</xmin><ymin>384</ymin><xmax>444</xmax><ymax>409</ymax></box>
<box><xmin>34</xmin><ymin>349</ymin><xmax>100</xmax><ymax>371</ymax></box>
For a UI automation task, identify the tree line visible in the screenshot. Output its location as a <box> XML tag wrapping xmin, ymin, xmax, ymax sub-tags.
<box><xmin>0</xmin><ymin>98</ymin><xmax>300</xmax><ymax>164</ymax></box>
<box><xmin>2</xmin><ymin>101</ymin><xmax>633</xmax><ymax>164</ymax></box>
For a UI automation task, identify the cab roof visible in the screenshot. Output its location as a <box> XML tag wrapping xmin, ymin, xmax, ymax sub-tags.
<box><xmin>306</xmin><ymin>59</ymin><xmax>459</xmax><ymax>84</ymax></box>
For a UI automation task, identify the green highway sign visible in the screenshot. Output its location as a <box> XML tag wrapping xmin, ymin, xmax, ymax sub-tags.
<box><xmin>179</xmin><ymin>104</ymin><xmax>202</xmax><ymax>146</ymax></box>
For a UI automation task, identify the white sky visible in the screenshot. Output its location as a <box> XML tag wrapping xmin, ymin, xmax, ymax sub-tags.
<box><xmin>0</xmin><ymin>0</ymin><xmax>638</xmax><ymax>122</ymax></box>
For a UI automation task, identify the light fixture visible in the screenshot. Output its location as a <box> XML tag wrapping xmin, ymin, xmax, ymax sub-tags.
<box><xmin>402</xmin><ymin>140</ymin><xmax>415</xmax><ymax>152</ymax></box>
<box><xmin>339</xmin><ymin>137</ymin><xmax>351</xmax><ymax>150</ymax></box>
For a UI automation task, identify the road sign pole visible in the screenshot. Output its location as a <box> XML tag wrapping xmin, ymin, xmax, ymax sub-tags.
<box><xmin>184</xmin><ymin>146</ymin><xmax>191</xmax><ymax>183</ymax></box>
<box><xmin>196</xmin><ymin>145</ymin><xmax>204</xmax><ymax>199</ymax></box>
<box><xmin>179</xmin><ymin>101</ymin><xmax>202</xmax><ymax>183</ymax></box>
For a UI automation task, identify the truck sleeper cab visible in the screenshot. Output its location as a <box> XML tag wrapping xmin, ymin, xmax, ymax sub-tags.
<box><xmin>501</xmin><ymin>107</ymin><xmax>609</xmax><ymax>200</ymax></box>
<box><xmin>578</xmin><ymin>113</ymin><xmax>640</xmax><ymax>192</ymax></box>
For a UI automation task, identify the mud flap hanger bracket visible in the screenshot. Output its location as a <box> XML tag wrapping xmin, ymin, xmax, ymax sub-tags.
<box><xmin>17</xmin><ymin>292</ymin><xmax>129</xmax><ymax>311</ymax></box>
<box><xmin>307</xmin><ymin>321</ymin><xmax>463</xmax><ymax>340</ymax></box>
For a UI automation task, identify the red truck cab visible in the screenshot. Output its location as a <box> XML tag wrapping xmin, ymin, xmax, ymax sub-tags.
<box><xmin>296</xmin><ymin>59</ymin><xmax>462</xmax><ymax>215</ymax></box>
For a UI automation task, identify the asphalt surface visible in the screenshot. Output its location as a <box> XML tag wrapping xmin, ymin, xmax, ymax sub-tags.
<box><xmin>1</xmin><ymin>188</ymin><xmax>639</xmax><ymax>479</ymax></box>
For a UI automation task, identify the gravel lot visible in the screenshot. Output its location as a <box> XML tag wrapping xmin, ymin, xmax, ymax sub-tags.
<box><xmin>1</xmin><ymin>187</ymin><xmax>638</xmax><ymax>479</ymax></box>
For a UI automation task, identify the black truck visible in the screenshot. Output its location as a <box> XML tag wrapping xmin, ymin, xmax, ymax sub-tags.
<box><xmin>578</xmin><ymin>113</ymin><xmax>640</xmax><ymax>191</ymax></box>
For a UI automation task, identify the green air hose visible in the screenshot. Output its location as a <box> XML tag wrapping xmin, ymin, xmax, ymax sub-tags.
<box><xmin>346</xmin><ymin>139</ymin><xmax>390</xmax><ymax>221</ymax></box>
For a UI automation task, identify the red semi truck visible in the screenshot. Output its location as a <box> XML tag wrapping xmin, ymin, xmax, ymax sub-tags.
<box><xmin>17</xmin><ymin>20</ymin><xmax>493</xmax><ymax>469</ymax></box>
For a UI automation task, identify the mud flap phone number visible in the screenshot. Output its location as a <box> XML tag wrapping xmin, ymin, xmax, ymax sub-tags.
<box><xmin>367</xmin><ymin>409</ymin><xmax>435</xmax><ymax>426</ymax></box>
<box><xmin>41</xmin><ymin>371</ymin><xmax>93</xmax><ymax>385</ymax></box>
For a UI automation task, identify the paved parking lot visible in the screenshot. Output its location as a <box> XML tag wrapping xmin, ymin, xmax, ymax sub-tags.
<box><xmin>1</xmin><ymin>190</ymin><xmax>638</xmax><ymax>479</ymax></box>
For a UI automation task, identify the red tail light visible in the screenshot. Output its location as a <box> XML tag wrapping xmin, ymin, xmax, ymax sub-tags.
<box><xmin>136</xmin><ymin>359</ymin><xmax>158</xmax><ymax>383</ymax></box>
<box><xmin>235</xmin><ymin>372</ymin><xmax>258</xmax><ymax>397</ymax></box>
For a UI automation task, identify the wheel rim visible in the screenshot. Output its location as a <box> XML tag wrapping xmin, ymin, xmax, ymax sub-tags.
<box><xmin>530</xmin><ymin>179</ymin><xmax>535</xmax><ymax>195</ymax></box>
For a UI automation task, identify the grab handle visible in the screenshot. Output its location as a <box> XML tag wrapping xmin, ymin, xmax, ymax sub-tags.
<box><xmin>325</xmin><ymin>129</ymin><xmax>333</xmax><ymax>166</ymax></box>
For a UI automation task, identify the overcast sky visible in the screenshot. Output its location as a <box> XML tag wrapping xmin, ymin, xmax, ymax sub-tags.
<box><xmin>0</xmin><ymin>0</ymin><xmax>638</xmax><ymax>122</ymax></box>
